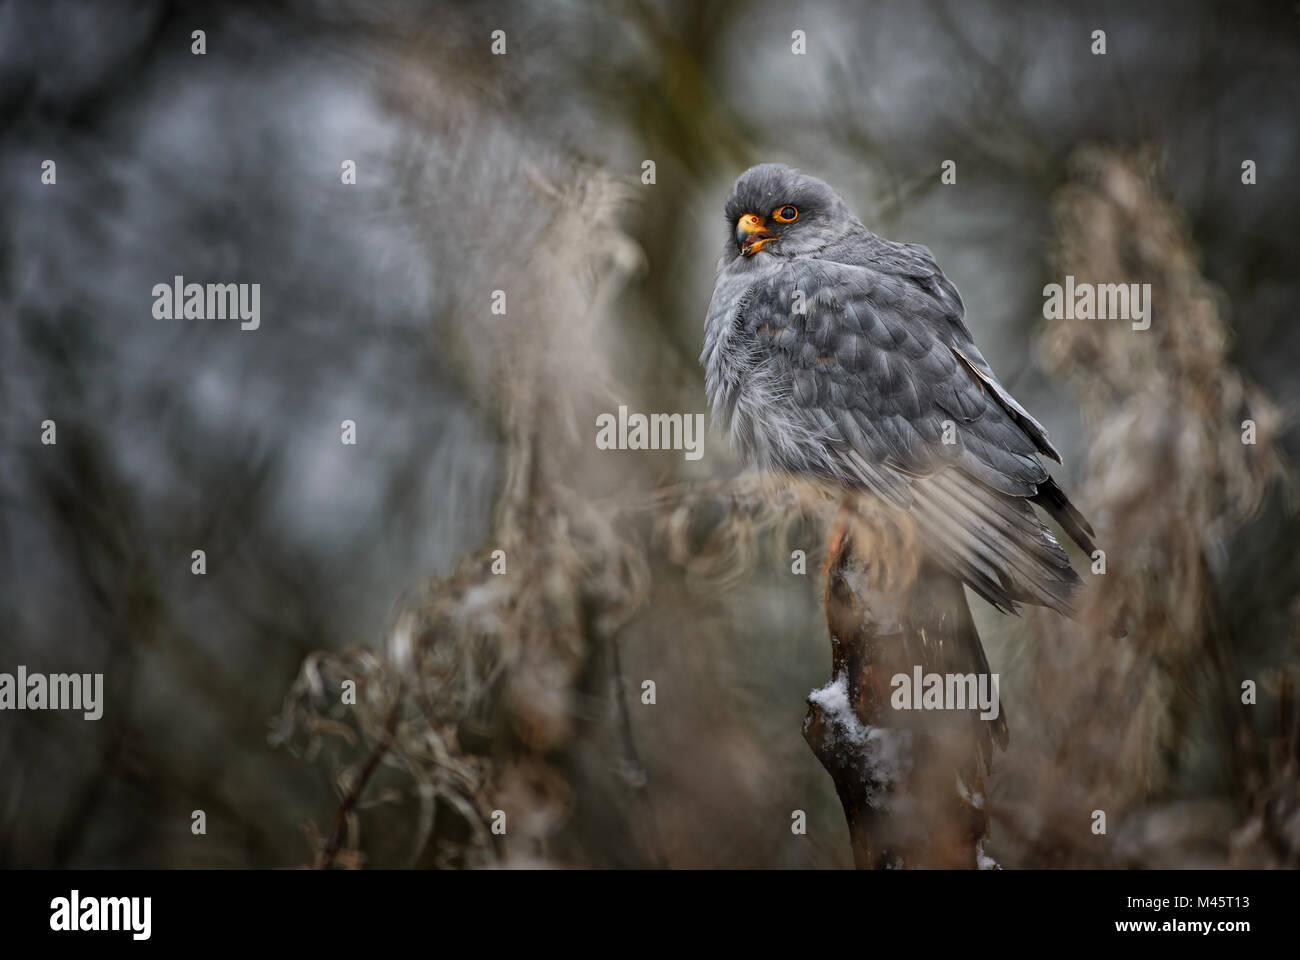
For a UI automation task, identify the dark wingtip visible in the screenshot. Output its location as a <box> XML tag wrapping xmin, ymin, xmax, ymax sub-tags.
<box><xmin>1033</xmin><ymin>477</ymin><xmax>1098</xmax><ymax>555</ymax></box>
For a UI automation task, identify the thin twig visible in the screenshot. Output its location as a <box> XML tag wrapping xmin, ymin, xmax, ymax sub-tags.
<box><xmin>316</xmin><ymin>693</ymin><xmax>401</xmax><ymax>869</ymax></box>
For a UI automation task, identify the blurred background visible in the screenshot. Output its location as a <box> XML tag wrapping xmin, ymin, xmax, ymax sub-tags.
<box><xmin>1</xmin><ymin>0</ymin><xmax>1297</xmax><ymax>868</ymax></box>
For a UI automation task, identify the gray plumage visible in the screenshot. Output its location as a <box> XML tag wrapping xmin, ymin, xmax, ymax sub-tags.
<box><xmin>702</xmin><ymin>163</ymin><xmax>1096</xmax><ymax>624</ymax></box>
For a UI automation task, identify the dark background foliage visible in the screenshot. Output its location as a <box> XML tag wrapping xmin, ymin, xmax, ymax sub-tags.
<box><xmin>1</xmin><ymin>0</ymin><xmax>1297</xmax><ymax>867</ymax></box>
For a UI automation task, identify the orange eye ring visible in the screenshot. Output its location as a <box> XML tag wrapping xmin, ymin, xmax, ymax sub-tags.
<box><xmin>772</xmin><ymin>204</ymin><xmax>798</xmax><ymax>223</ymax></box>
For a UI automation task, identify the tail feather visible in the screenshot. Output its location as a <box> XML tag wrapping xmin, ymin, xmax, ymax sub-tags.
<box><xmin>910</xmin><ymin>470</ymin><xmax>1082</xmax><ymax>617</ymax></box>
<box><xmin>902</xmin><ymin>563</ymin><xmax>1009</xmax><ymax>762</ymax></box>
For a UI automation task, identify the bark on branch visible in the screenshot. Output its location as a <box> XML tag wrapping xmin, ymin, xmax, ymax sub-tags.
<box><xmin>803</xmin><ymin>500</ymin><xmax>992</xmax><ymax>869</ymax></box>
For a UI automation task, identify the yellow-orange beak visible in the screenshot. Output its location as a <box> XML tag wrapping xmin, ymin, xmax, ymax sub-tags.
<box><xmin>736</xmin><ymin>213</ymin><xmax>777</xmax><ymax>256</ymax></box>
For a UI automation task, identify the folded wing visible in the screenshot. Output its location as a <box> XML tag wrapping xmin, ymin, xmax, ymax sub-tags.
<box><xmin>738</xmin><ymin>247</ymin><xmax>1094</xmax><ymax>615</ymax></box>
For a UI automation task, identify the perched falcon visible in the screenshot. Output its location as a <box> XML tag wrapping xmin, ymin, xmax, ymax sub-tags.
<box><xmin>702</xmin><ymin>163</ymin><xmax>1097</xmax><ymax>751</ymax></box>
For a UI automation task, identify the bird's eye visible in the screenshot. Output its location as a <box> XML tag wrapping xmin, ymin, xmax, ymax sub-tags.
<box><xmin>773</xmin><ymin>205</ymin><xmax>798</xmax><ymax>223</ymax></box>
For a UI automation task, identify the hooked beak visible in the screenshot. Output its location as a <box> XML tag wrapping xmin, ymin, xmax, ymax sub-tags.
<box><xmin>736</xmin><ymin>213</ymin><xmax>777</xmax><ymax>256</ymax></box>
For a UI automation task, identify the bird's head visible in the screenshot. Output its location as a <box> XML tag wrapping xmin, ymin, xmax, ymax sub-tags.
<box><xmin>723</xmin><ymin>163</ymin><xmax>857</xmax><ymax>260</ymax></box>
